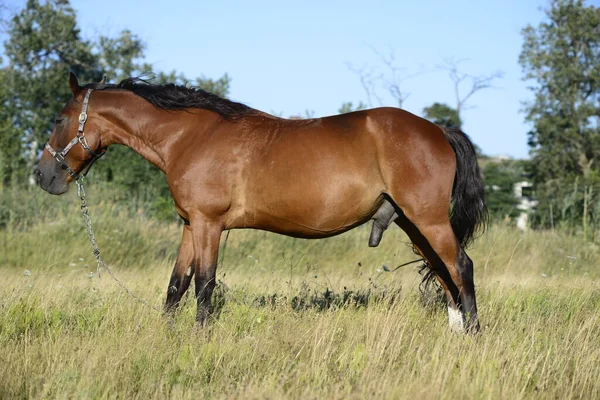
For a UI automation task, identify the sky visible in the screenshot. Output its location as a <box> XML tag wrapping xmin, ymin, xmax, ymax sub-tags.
<box><xmin>1</xmin><ymin>0</ymin><xmax>578</xmax><ymax>159</ymax></box>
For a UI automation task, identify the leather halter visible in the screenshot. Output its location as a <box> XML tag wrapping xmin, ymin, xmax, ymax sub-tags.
<box><xmin>44</xmin><ymin>89</ymin><xmax>105</xmax><ymax>180</ymax></box>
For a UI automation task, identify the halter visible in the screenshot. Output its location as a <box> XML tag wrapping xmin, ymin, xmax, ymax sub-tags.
<box><xmin>44</xmin><ymin>88</ymin><xmax>105</xmax><ymax>180</ymax></box>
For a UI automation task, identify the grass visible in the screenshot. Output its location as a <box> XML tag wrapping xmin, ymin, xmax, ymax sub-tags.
<box><xmin>1</xmin><ymin>187</ymin><xmax>600</xmax><ymax>399</ymax></box>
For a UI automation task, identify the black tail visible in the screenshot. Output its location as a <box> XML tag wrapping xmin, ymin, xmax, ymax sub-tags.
<box><xmin>443</xmin><ymin>127</ymin><xmax>488</xmax><ymax>248</ymax></box>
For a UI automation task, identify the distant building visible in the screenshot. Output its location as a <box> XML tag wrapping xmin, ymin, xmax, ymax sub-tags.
<box><xmin>514</xmin><ymin>181</ymin><xmax>538</xmax><ymax>231</ymax></box>
<box><xmin>494</xmin><ymin>155</ymin><xmax>513</xmax><ymax>162</ymax></box>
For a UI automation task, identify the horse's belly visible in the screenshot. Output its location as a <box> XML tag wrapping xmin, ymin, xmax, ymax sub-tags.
<box><xmin>232</xmin><ymin>175</ymin><xmax>383</xmax><ymax>238</ymax></box>
<box><xmin>227</xmin><ymin>126</ymin><xmax>385</xmax><ymax>237</ymax></box>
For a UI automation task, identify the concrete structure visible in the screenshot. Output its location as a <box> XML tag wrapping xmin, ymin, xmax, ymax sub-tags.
<box><xmin>514</xmin><ymin>181</ymin><xmax>538</xmax><ymax>231</ymax></box>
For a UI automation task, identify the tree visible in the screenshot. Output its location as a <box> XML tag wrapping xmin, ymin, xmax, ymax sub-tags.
<box><xmin>519</xmin><ymin>0</ymin><xmax>600</xmax><ymax>236</ymax></box>
<box><xmin>520</xmin><ymin>0</ymin><xmax>599</xmax><ymax>181</ymax></box>
<box><xmin>338</xmin><ymin>101</ymin><xmax>366</xmax><ymax>114</ymax></box>
<box><xmin>347</xmin><ymin>46</ymin><xmax>426</xmax><ymax>109</ymax></box>
<box><xmin>481</xmin><ymin>160</ymin><xmax>524</xmax><ymax>220</ymax></box>
<box><xmin>0</xmin><ymin>67</ymin><xmax>25</xmax><ymax>188</ymax></box>
<box><xmin>422</xmin><ymin>102</ymin><xmax>462</xmax><ymax>129</ymax></box>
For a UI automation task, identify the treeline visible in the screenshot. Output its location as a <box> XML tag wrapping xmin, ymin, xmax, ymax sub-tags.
<box><xmin>519</xmin><ymin>0</ymin><xmax>599</xmax><ymax>238</ymax></box>
<box><xmin>0</xmin><ymin>0</ymin><xmax>599</xmax><ymax>239</ymax></box>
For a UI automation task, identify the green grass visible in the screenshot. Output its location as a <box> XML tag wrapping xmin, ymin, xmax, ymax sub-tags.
<box><xmin>1</xmin><ymin>188</ymin><xmax>600</xmax><ymax>399</ymax></box>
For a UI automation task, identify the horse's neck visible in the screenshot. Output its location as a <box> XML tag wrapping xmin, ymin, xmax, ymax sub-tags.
<box><xmin>116</xmin><ymin>128</ymin><xmax>168</xmax><ymax>172</ymax></box>
<box><xmin>97</xmin><ymin>93</ymin><xmax>168</xmax><ymax>172</ymax></box>
<box><xmin>102</xmin><ymin>93</ymin><xmax>222</xmax><ymax>174</ymax></box>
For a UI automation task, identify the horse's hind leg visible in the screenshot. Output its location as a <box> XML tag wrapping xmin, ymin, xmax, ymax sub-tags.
<box><xmin>164</xmin><ymin>225</ymin><xmax>195</xmax><ymax>312</ymax></box>
<box><xmin>395</xmin><ymin>211</ymin><xmax>479</xmax><ymax>333</ymax></box>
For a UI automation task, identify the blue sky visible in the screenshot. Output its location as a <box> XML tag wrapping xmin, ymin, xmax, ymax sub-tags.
<box><xmin>2</xmin><ymin>0</ymin><xmax>567</xmax><ymax>158</ymax></box>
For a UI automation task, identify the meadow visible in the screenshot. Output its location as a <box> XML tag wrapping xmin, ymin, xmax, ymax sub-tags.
<box><xmin>1</xmin><ymin>186</ymin><xmax>599</xmax><ymax>399</ymax></box>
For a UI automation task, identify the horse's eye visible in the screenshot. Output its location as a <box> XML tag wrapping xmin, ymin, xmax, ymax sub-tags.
<box><xmin>54</xmin><ymin>117</ymin><xmax>63</xmax><ymax>125</ymax></box>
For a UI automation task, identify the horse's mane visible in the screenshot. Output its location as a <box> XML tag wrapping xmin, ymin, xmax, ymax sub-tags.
<box><xmin>83</xmin><ymin>77</ymin><xmax>257</xmax><ymax>120</ymax></box>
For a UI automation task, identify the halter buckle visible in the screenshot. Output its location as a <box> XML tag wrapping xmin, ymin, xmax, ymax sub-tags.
<box><xmin>78</xmin><ymin>112</ymin><xmax>88</xmax><ymax>124</ymax></box>
<box><xmin>77</xmin><ymin>133</ymin><xmax>88</xmax><ymax>147</ymax></box>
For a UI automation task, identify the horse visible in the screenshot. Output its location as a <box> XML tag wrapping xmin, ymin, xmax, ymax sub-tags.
<box><xmin>36</xmin><ymin>73</ymin><xmax>487</xmax><ymax>333</ymax></box>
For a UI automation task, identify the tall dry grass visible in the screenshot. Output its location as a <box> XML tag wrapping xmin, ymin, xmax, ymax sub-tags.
<box><xmin>1</xmin><ymin>188</ymin><xmax>599</xmax><ymax>399</ymax></box>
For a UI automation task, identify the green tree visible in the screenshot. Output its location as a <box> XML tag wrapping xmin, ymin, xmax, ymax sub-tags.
<box><xmin>338</xmin><ymin>101</ymin><xmax>367</xmax><ymax>114</ymax></box>
<box><xmin>97</xmin><ymin>30</ymin><xmax>151</xmax><ymax>81</ymax></box>
<box><xmin>422</xmin><ymin>102</ymin><xmax>462</xmax><ymax>129</ymax></box>
<box><xmin>520</xmin><ymin>0</ymin><xmax>599</xmax><ymax>181</ymax></box>
<box><xmin>481</xmin><ymin>160</ymin><xmax>524</xmax><ymax>220</ymax></box>
<box><xmin>519</xmin><ymin>0</ymin><xmax>600</xmax><ymax>236</ymax></box>
<box><xmin>0</xmin><ymin>67</ymin><xmax>24</xmax><ymax>188</ymax></box>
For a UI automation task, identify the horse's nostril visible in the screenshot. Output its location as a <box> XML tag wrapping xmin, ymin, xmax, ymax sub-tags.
<box><xmin>33</xmin><ymin>169</ymin><xmax>42</xmax><ymax>181</ymax></box>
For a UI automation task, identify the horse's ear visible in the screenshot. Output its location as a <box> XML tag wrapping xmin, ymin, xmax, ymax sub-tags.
<box><xmin>68</xmin><ymin>72</ymin><xmax>80</xmax><ymax>94</ymax></box>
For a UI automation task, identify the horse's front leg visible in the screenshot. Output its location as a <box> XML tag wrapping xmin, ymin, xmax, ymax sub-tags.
<box><xmin>164</xmin><ymin>224</ymin><xmax>195</xmax><ymax>313</ymax></box>
<box><xmin>189</xmin><ymin>219</ymin><xmax>223</xmax><ymax>326</ymax></box>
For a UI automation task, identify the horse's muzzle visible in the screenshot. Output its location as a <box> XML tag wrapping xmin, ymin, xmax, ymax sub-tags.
<box><xmin>35</xmin><ymin>164</ymin><xmax>69</xmax><ymax>195</ymax></box>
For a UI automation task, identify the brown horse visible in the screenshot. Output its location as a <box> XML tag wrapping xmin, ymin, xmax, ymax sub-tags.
<box><xmin>36</xmin><ymin>73</ymin><xmax>487</xmax><ymax>333</ymax></box>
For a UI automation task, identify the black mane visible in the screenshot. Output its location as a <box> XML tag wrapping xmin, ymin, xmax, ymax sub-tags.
<box><xmin>83</xmin><ymin>77</ymin><xmax>256</xmax><ymax>120</ymax></box>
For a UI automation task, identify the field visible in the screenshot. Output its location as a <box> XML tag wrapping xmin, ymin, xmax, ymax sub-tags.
<box><xmin>1</xmin><ymin>188</ymin><xmax>600</xmax><ymax>399</ymax></box>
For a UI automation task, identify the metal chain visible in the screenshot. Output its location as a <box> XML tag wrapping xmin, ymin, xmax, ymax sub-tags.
<box><xmin>76</xmin><ymin>178</ymin><xmax>161</xmax><ymax>312</ymax></box>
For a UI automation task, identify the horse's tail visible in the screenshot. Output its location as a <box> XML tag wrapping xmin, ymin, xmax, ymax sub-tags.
<box><xmin>443</xmin><ymin>127</ymin><xmax>488</xmax><ymax>248</ymax></box>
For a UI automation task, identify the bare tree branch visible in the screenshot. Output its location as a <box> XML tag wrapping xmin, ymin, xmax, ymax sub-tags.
<box><xmin>346</xmin><ymin>62</ymin><xmax>383</xmax><ymax>108</ymax></box>
<box><xmin>369</xmin><ymin>45</ymin><xmax>428</xmax><ymax>108</ymax></box>
<box><xmin>439</xmin><ymin>58</ymin><xmax>504</xmax><ymax>118</ymax></box>
<box><xmin>348</xmin><ymin>45</ymin><xmax>428</xmax><ymax>109</ymax></box>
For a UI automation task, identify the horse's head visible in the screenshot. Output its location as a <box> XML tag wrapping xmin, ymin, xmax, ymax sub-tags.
<box><xmin>36</xmin><ymin>73</ymin><xmax>106</xmax><ymax>195</ymax></box>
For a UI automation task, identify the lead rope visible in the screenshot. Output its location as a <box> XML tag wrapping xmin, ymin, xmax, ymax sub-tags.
<box><xmin>76</xmin><ymin>178</ymin><xmax>161</xmax><ymax>312</ymax></box>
